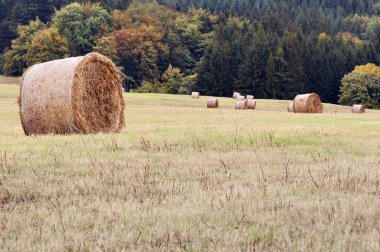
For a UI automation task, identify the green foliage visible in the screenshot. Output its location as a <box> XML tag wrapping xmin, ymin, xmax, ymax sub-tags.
<box><xmin>52</xmin><ymin>3</ymin><xmax>111</xmax><ymax>56</ymax></box>
<box><xmin>136</xmin><ymin>66</ymin><xmax>195</xmax><ymax>94</ymax></box>
<box><xmin>3</xmin><ymin>18</ymin><xmax>45</xmax><ymax>75</ymax></box>
<box><xmin>339</xmin><ymin>66</ymin><xmax>380</xmax><ymax>108</ymax></box>
<box><xmin>196</xmin><ymin>17</ymin><xmax>251</xmax><ymax>97</ymax></box>
<box><xmin>0</xmin><ymin>19</ymin><xmax>17</xmax><ymax>53</ymax></box>
<box><xmin>178</xmin><ymin>73</ymin><xmax>197</xmax><ymax>94</ymax></box>
<box><xmin>364</xmin><ymin>17</ymin><xmax>380</xmax><ymax>52</ymax></box>
<box><xmin>136</xmin><ymin>80</ymin><xmax>166</xmax><ymax>93</ymax></box>
<box><xmin>0</xmin><ymin>0</ymin><xmax>70</xmax><ymax>52</ymax></box>
<box><xmin>125</xmin><ymin>0</ymin><xmax>178</xmax><ymax>29</ymax></box>
<box><xmin>1</xmin><ymin>0</ymin><xmax>380</xmax><ymax>104</ymax></box>
<box><xmin>341</xmin><ymin>14</ymin><xmax>371</xmax><ymax>36</ymax></box>
<box><xmin>26</xmin><ymin>28</ymin><xmax>68</xmax><ymax>66</ymax></box>
<box><xmin>165</xmin><ymin>8</ymin><xmax>217</xmax><ymax>75</ymax></box>
<box><xmin>94</xmin><ymin>35</ymin><xmax>120</xmax><ymax>64</ymax></box>
<box><xmin>110</xmin><ymin>26</ymin><xmax>168</xmax><ymax>89</ymax></box>
<box><xmin>161</xmin><ymin>64</ymin><xmax>183</xmax><ymax>94</ymax></box>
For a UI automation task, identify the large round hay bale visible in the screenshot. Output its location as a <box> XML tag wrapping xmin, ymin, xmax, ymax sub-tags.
<box><xmin>247</xmin><ymin>99</ymin><xmax>256</xmax><ymax>110</ymax></box>
<box><xmin>235</xmin><ymin>100</ymin><xmax>247</xmax><ymax>110</ymax></box>
<box><xmin>207</xmin><ymin>98</ymin><xmax>219</xmax><ymax>108</ymax></box>
<box><xmin>246</xmin><ymin>95</ymin><xmax>254</xmax><ymax>100</ymax></box>
<box><xmin>293</xmin><ymin>93</ymin><xmax>323</xmax><ymax>113</ymax></box>
<box><xmin>352</xmin><ymin>104</ymin><xmax>365</xmax><ymax>113</ymax></box>
<box><xmin>287</xmin><ymin>102</ymin><xmax>294</xmax><ymax>112</ymax></box>
<box><xmin>19</xmin><ymin>53</ymin><xmax>125</xmax><ymax>135</ymax></box>
<box><xmin>236</xmin><ymin>95</ymin><xmax>245</xmax><ymax>101</ymax></box>
<box><xmin>233</xmin><ymin>92</ymin><xmax>240</xmax><ymax>99</ymax></box>
<box><xmin>191</xmin><ymin>92</ymin><xmax>200</xmax><ymax>99</ymax></box>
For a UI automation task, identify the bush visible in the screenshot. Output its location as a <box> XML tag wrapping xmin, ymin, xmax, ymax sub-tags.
<box><xmin>339</xmin><ymin>64</ymin><xmax>380</xmax><ymax>108</ymax></box>
<box><xmin>26</xmin><ymin>28</ymin><xmax>68</xmax><ymax>66</ymax></box>
<box><xmin>136</xmin><ymin>80</ymin><xmax>167</xmax><ymax>93</ymax></box>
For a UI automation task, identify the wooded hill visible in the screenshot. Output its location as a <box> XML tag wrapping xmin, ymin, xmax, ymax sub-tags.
<box><xmin>1</xmin><ymin>0</ymin><xmax>379</xmax><ymax>104</ymax></box>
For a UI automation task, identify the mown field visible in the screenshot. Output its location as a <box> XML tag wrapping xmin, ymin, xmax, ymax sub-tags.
<box><xmin>0</xmin><ymin>83</ymin><xmax>380</xmax><ymax>251</ymax></box>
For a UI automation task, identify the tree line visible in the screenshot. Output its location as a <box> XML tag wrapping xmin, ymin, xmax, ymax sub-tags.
<box><xmin>1</xmin><ymin>0</ymin><xmax>380</xmax><ymax>105</ymax></box>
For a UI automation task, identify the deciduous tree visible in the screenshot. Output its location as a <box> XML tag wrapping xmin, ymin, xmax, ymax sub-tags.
<box><xmin>26</xmin><ymin>28</ymin><xmax>68</xmax><ymax>66</ymax></box>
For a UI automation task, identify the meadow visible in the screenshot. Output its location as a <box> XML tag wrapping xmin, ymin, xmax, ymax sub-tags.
<box><xmin>0</xmin><ymin>83</ymin><xmax>379</xmax><ymax>250</ymax></box>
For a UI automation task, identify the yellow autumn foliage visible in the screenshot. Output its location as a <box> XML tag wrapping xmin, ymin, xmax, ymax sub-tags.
<box><xmin>338</xmin><ymin>32</ymin><xmax>364</xmax><ymax>46</ymax></box>
<box><xmin>318</xmin><ymin>32</ymin><xmax>331</xmax><ymax>40</ymax></box>
<box><xmin>353</xmin><ymin>63</ymin><xmax>380</xmax><ymax>76</ymax></box>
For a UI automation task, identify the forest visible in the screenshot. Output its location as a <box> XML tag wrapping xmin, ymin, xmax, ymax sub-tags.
<box><xmin>1</xmin><ymin>0</ymin><xmax>380</xmax><ymax>104</ymax></box>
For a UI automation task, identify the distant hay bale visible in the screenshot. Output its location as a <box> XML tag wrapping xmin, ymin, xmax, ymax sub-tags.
<box><xmin>19</xmin><ymin>53</ymin><xmax>125</xmax><ymax>135</ymax></box>
<box><xmin>352</xmin><ymin>104</ymin><xmax>365</xmax><ymax>113</ymax></box>
<box><xmin>247</xmin><ymin>99</ymin><xmax>256</xmax><ymax>110</ymax></box>
<box><xmin>191</xmin><ymin>92</ymin><xmax>200</xmax><ymax>99</ymax></box>
<box><xmin>233</xmin><ymin>92</ymin><xmax>240</xmax><ymax>99</ymax></box>
<box><xmin>236</xmin><ymin>95</ymin><xmax>245</xmax><ymax>101</ymax></box>
<box><xmin>246</xmin><ymin>95</ymin><xmax>254</xmax><ymax>100</ymax></box>
<box><xmin>287</xmin><ymin>102</ymin><xmax>294</xmax><ymax>112</ymax></box>
<box><xmin>207</xmin><ymin>98</ymin><xmax>219</xmax><ymax>108</ymax></box>
<box><xmin>293</xmin><ymin>93</ymin><xmax>323</xmax><ymax>113</ymax></box>
<box><xmin>235</xmin><ymin>100</ymin><xmax>247</xmax><ymax>110</ymax></box>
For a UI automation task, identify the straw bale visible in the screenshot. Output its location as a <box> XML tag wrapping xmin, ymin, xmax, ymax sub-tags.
<box><xmin>352</xmin><ymin>104</ymin><xmax>365</xmax><ymax>113</ymax></box>
<box><xmin>236</xmin><ymin>95</ymin><xmax>245</xmax><ymax>101</ymax></box>
<box><xmin>191</xmin><ymin>92</ymin><xmax>200</xmax><ymax>99</ymax></box>
<box><xmin>233</xmin><ymin>92</ymin><xmax>240</xmax><ymax>99</ymax></box>
<box><xmin>19</xmin><ymin>53</ymin><xmax>125</xmax><ymax>135</ymax></box>
<box><xmin>287</xmin><ymin>102</ymin><xmax>294</xmax><ymax>112</ymax></box>
<box><xmin>293</xmin><ymin>93</ymin><xmax>323</xmax><ymax>113</ymax></box>
<box><xmin>235</xmin><ymin>100</ymin><xmax>247</xmax><ymax>110</ymax></box>
<box><xmin>207</xmin><ymin>98</ymin><xmax>219</xmax><ymax>108</ymax></box>
<box><xmin>247</xmin><ymin>99</ymin><xmax>256</xmax><ymax>110</ymax></box>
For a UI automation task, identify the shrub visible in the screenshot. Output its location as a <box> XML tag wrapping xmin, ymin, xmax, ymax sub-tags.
<box><xmin>339</xmin><ymin>64</ymin><xmax>380</xmax><ymax>108</ymax></box>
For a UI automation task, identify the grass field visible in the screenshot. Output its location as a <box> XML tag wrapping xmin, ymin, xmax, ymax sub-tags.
<box><xmin>1</xmin><ymin>83</ymin><xmax>380</xmax><ymax>251</ymax></box>
<box><xmin>0</xmin><ymin>75</ymin><xmax>19</xmax><ymax>85</ymax></box>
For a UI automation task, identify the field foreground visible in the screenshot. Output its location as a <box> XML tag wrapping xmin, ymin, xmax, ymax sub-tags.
<box><xmin>0</xmin><ymin>84</ymin><xmax>380</xmax><ymax>250</ymax></box>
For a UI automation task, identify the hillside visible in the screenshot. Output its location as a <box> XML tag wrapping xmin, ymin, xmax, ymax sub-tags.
<box><xmin>1</xmin><ymin>0</ymin><xmax>380</xmax><ymax>104</ymax></box>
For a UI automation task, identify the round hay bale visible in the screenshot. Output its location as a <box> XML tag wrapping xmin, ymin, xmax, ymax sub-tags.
<box><xmin>19</xmin><ymin>53</ymin><xmax>125</xmax><ymax>135</ymax></box>
<box><xmin>191</xmin><ymin>92</ymin><xmax>200</xmax><ymax>99</ymax></box>
<box><xmin>246</xmin><ymin>95</ymin><xmax>254</xmax><ymax>100</ymax></box>
<box><xmin>235</xmin><ymin>100</ymin><xmax>247</xmax><ymax>110</ymax></box>
<box><xmin>287</xmin><ymin>102</ymin><xmax>294</xmax><ymax>112</ymax></box>
<box><xmin>247</xmin><ymin>99</ymin><xmax>256</xmax><ymax>110</ymax></box>
<box><xmin>207</xmin><ymin>98</ymin><xmax>219</xmax><ymax>108</ymax></box>
<box><xmin>352</xmin><ymin>104</ymin><xmax>365</xmax><ymax>113</ymax></box>
<box><xmin>236</xmin><ymin>95</ymin><xmax>245</xmax><ymax>101</ymax></box>
<box><xmin>233</xmin><ymin>92</ymin><xmax>240</xmax><ymax>99</ymax></box>
<box><xmin>293</xmin><ymin>93</ymin><xmax>323</xmax><ymax>113</ymax></box>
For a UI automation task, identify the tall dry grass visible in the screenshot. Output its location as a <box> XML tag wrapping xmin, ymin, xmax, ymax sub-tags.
<box><xmin>0</xmin><ymin>84</ymin><xmax>380</xmax><ymax>250</ymax></box>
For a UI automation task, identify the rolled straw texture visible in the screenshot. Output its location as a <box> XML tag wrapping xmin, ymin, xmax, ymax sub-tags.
<box><xmin>352</xmin><ymin>104</ymin><xmax>365</xmax><ymax>113</ymax></box>
<box><xmin>233</xmin><ymin>92</ymin><xmax>240</xmax><ymax>99</ymax></box>
<box><xmin>207</xmin><ymin>98</ymin><xmax>219</xmax><ymax>108</ymax></box>
<box><xmin>191</xmin><ymin>92</ymin><xmax>200</xmax><ymax>99</ymax></box>
<box><xmin>19</xmin><ymin>53</ymin><xmax>125</xmax><ymax>135</ymax></box>
<box><xmin>288</xmin><ymin>102</ymin><xmax>294</xmax><ymax>112</ymax></box>
<box><xmin>293</xmin><ymin>93</ymin><xmax>323</xmax><ymax>113</ymax></box>
<box><xmin>235</xmin><ymin>100</ymin><xmax>247</xmax><ymax>110</ymax></box>
<box><xmin>247</xmin><ymin>99</ymin><xmax>256</xmax><ymax>110</ymax></box>
<box><xmin>236</xmin><ymin>95</ymin><xmax>245</xmax><ymax>101</ymax></box>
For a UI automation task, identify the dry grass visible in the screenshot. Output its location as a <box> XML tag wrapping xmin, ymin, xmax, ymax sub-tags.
<box><xmin>1</xmin><ymin>84</ymin><xmax>380</xmax><ymax>251</ymax></box>
<box><xmin>0</xmin><ymin>75</ymin><xmax>19</xmax><ymax>85</ymax></box>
